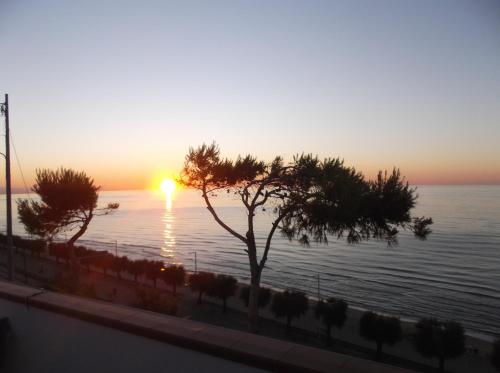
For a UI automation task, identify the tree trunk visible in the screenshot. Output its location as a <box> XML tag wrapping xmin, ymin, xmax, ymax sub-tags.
<box><xmin>248</xmin><ymin>276</ymin><xmax>261</xmax><ymax>332</ymax></box>
<box><xmin>439</xmin><ymin>356</ymin><xmax>445</xmax><ymax>372</ymax></box>
<box><xmin>67</xmin><ymin>216</ymin><xmax>91</xmax><ymax>282</ymax></box>
<box><xmin>376</xmin><ymin>341</ymin><xmax>383</xmax><ymax>361</ymax></box>
<box><xmin>197</xmin><ymin>291</ymin><xmax>202</xmax><ymax>305</ymax></box>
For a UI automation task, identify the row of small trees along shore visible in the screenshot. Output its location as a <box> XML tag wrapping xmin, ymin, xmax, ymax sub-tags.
<box><xmin>3</xmin><ymin>235</ymin><xmax>498</xmax><ymax>372</ymax></box>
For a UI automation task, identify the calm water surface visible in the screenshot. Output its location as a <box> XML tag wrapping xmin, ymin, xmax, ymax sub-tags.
<box><xmin>2</xmin><ymin>186</ymin><xmax>499</xmax><ymax>339</ymax></box>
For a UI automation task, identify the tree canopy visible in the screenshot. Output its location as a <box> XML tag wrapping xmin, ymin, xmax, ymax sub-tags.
<box><xmin>17</xmin><ymin>168</ymin><xmax>118</xmax><ymax>245</ymax></box>
<box><xmin>359</xmin><ymin>311</ymin><xmax>402</xmax><ymax>359</ymax></box>
<box><xmin>315</xmin><ymin>297</ymin><xmax>348</xmax><ymax>341</ymax></box>
<box><xmin>414</xmin><ymin>318</ymin><xmax>465</xmax><ymax>371</ymax></box>
<box><xmin>271</xmin><ymin>289</ymin><xmax>309</xmax><ymax>330</ymax></box>
<box><xmin>180</xmin><ymin>143</ymin><xmax>432</xmax><ymax>331</ymax></box>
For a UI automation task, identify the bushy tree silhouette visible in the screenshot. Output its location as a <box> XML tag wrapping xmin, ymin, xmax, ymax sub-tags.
<box><xmin>189</xmin><ymin>271</ymin><xmax>216</xmax><ymax>304</ymax></box>
<box><xmin>127</xmin><ymin>259</ymin><xmax>147</xmax><ymax>282</ymax></box>
<box><xmin>144</xmin><ymin>260</ymin><xmax>164</xmax><ymax>288</ymax></box>
<box><xmin>359</xmin><ymin>311</ymin><xmax>402</xmax><ymax>360</ymax></box>
<box><xmin>207</xmin><ymin>274</ymin><xmax>238</xmax><ymax>312</ymax></box>
<box><xmin>162</xmin><ymin>264</ymin><xmax>186</xmax><ymax>295</ymax></box>
<box><xmin>414</xmin><ymin>318</ymin><xmax>465</xmax><ymax>371</ymax></box>
<box><xmin>315</xmin><ymin>298</ymin><xmax>348</xmax><ymax>343</ymax></box>
<box><xmin>110</xmin><ymin>255</ymin><xmax>130</xmax><ymax>279</ymax></box>
<box><xmin>180</xmin><ymin>143</ymin><xmax>432</xmax><ymax>332</ymax></box>
<box><xmin>240</xmin><ymin>285</ymin><xmax>271</xmax><ymax>309</ymax></box>
<box><xmin>271</xmin><ymin>289</ymin><xmax>309</xmax><ymax>331</ymax></box>
<box><xmin>17</xmin><ymin>168</ymin><xmax>118</xmax><ymax>266</ymax></box>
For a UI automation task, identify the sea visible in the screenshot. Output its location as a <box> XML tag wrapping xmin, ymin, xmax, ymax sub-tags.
<box><xmin>1</xmin><ymin>185</ymin><xmax>499</xmax><ymax>340</ymax></box>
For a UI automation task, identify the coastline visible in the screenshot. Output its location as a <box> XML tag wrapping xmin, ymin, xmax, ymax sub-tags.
<box><xmin>0</xmin><ymin>248</ymin><xmax>497</xmax><ymax>372</ymax></box>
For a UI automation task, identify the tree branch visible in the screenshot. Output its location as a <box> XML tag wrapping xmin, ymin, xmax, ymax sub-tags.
<box><xmin>202</xmin><ymin>185</ymin><xmax>247</xmax><ymax>244</ymax></box>
<box><xmin>259</xmin><ymin>212</ymin><xmax>287</xmax><ymax>270</ymax></box>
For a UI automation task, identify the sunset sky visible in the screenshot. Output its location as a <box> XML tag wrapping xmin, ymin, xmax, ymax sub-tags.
<box><xmin>1</xmin><ymin>0</ymin><xmax>499</xmax><ymax>191</ymax></box>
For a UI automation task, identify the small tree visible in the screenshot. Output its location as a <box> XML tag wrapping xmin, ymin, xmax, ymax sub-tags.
<box><xmin>271</xmin><ymin>289</ymin><xmax>309</xmax><ymax>331</ymax></box>
<box><xmin>189</xmin><ymin>271</ymin><xmax>216</xmax><ymax>304</ymax></box>
<box><xmin>127</xmin><ymin>259</ymin><xmax>145</xmax><ymax>282</ymax></box>
<box><xmin>162</xmin><ymin>264</ymin><xmax>186</xmax><ymax>295</ymax></box>
<box><xmin>207</xmin><ymin>274</ymin><xmax>238</xmax><ymax>312</ymax></box>
<box><xmin>17</xmin><ymin>168</ymin><xmax>118</xmax><ymax>267</ymax></box>
<box><xmin>492</xmin><ymin>338</ymin><xmax>500</xmax><ymax>372</ymax></box>
<box><xmin>145</xmin><ymin>260</ymin><xmax>164</xmax><ymax>288</ymax></box>
<box><xmin>315</xmin><ymin>298</ymin><xmax>348</xmax><ymax>343</ymax></box>
<box><xmin>359</xmin><ymin>311</ymin><xmax>402</xmax><ymax>360</ymax></box>
<box><xmin>414</xmin><ymin>318</ymin><xmax>465</xmax><ymax>371</ymax></box>
<box><xmin>240</xmin><ymin>285</ymin><xmax>271</xmax><ymax>309</ymax></box>
<box><xmin>110</xmin><ymin>256</ymin><xmax>130</xmax><ymax>279</ymax></box>
<box><xmin>180</xmin><ymin>143</ymin><xmax>432</xmax><ymax>332</ymax></box>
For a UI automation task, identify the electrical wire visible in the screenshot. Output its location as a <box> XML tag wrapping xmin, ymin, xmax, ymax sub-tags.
<box><xmin>9</xmin><ymin>131</ymin><xmax>32</xmax><ymax>201</ymax></box>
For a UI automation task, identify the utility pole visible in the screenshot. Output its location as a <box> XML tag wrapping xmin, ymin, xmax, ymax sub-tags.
<box><xmin>1</xmin><ymin>94</ymin><xmax>13</xmax><ymax>280</ymax></box>
<box><xmin>194</xmin><ymin>251</ymin><xmax>197</xmax><ymax>273</ymax></box>
<box><xmin>317</xmin><ymin>273</ymin><xmax>320</xmax><ymax>301</ymax></box>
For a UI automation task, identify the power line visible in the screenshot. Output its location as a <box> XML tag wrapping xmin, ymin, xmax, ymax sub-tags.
<box><xmin>9</xmin><ymin>130</ymin><xmax>32</xmax><ymax>200</ymax></box>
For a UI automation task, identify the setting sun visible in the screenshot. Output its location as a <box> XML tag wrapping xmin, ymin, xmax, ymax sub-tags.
<box><xmin>160</xmin><ymin>178</ymin><xmax>176</xmax><ymax>195</ymax></box>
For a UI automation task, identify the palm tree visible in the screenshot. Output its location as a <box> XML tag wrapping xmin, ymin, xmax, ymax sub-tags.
<box><xmin>188</xmin><ymin>272</ymin><xmax>216</xmax><ymax>305</ymax></box>
<box><xmin>359</xmin><ymin>311</ymin><xmax>402</xmax><ymax>360</ymax></box>
<box><xmin>207</xmin><ymin>274</ymin><xmax>238</xmax><ymax>312</ymax></box>
<box><xmin>315</xmin><ymin>298</ymin><xmax>348</xmax><ymax>343</ymax></box>
<box><xmin>162</xmin><ymin>264</ymin><xmax>186</xmax><ymax>295</ymax></box>
<box><xmin>271</xmin><ymin>289</ymin><xmax>309</xmax><ymax>332</ymax></box>
<box><xmin>414</xmin><ymin>318</ymin><xmax>465</xmax><ymax>371</ymax></box>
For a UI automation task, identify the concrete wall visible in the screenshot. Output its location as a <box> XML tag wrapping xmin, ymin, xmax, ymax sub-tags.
<box><xmin>0</xmin><ymin>298</ymin><xmax>265</xmax><ymax>373</ymax></box>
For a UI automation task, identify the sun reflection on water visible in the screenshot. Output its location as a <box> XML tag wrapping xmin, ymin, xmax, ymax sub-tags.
<box><xmin>161</xmin><ymin>206</ymin><xmax>176</xmax><ymax>261</ymax></box>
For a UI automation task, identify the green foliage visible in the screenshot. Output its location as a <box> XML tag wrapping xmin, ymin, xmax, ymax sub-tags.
<box><xmin>315</xmin><ymin>298</ymin><xmax>348</xmax><ymax>341</ymax></box>
<box><xmin>127</xmin><ymin>259</ymin><xmax>146</xmax><ymax>281</ymax></box>
<box><xmin>180</xmin><ymin>143</ymin><xmax>432</xmax><ymax>248</ymax></box>
<box><xmin>110</xmin><ymin>255</ymin><xmax>130</xmax><ymax>278</ymax></box>
<box><xmin>239</xmin><ymin>285</ymin><xmax>271</xmax><ymax>308</ymax></box>
<box><xmin>161</xmin><ymin>264</ymin><xmax>186</xmax><ymax>295</ymax></box>
<box><xmin>189</xmin><ymin>271</ymin><xmax>216</xmax><ymax>304</ymax></box>
<box><xmin>414</xmin><ymin>318</ymin><xmax>465</xmax><ymax>371</ymax></box>
<box><xmin>359</xmin><ymin>311</ymin><xmax>402</xmax><ymax>359</ymax></box>
<box><xmin>144</xmin><ymin>260</ymin><xmax>164</xmax><ymax>287</ymax></box>
<box><xmin>271</xmin><ymin>289</ymin><xmax>309</xmax><ymax>330</ymax></box>
<box><xmin>17</xmin><ymin>168</ymin><xmax>118</xmax><ymax>245</ymax></box>
<box><xmin>492</xmin><ymin>339</ymin><xmax>500</xmax><ymax>371</ymax></box>
<box><xmin>207</xmin><ymin>274</ymin><xmax>238</xmax><ymax>312</ymax></box>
